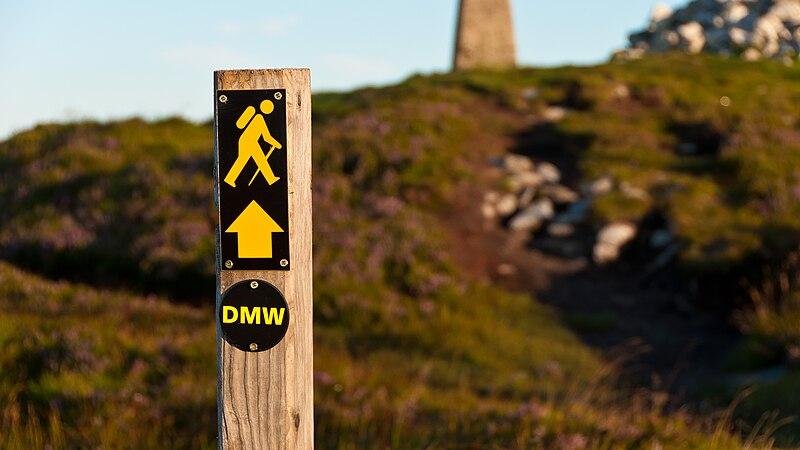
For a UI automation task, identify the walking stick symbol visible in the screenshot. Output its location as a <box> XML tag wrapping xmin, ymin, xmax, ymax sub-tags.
<box><xmin>248</xmin><ymin>146</ymin><xmax>277</xmax><ymax>186</ymax></box>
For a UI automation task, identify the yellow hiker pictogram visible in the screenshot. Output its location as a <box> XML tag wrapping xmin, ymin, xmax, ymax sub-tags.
<box><xmin>224</xmin><ymin>100</ymin><xmax>283</xmax><ymax>188</ymax></box>
<box><xmin>226</xmin><ymin>200</ymin><xmax>285</xmax><ymax>258</ymax></box>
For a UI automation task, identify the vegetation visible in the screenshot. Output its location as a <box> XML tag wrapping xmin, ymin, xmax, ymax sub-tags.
<box><xmin>1</xmin><ymin>54</ymin><xmax>799</xmax><ymax>447</ymax></box>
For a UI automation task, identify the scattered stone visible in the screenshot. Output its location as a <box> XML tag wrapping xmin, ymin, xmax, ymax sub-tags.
<box><xmin>677</xmin><ymin>22</ymin><xmax>706</xmax><ymax>53</ymax></box>
<box><xmin>512</xmin><ymin>170</ymin><xmax>543</xmax><ymax>188</ymax></box>
<box><xmin>593</xmin><ymin>222</ymin><xmax>637</xmax><ymax>265</ymax></box>
<box><xmin>536</xmin><ymin>162</ymin><xmax>561</xmax><ymax>184</ymax></box>
<box><xmin>594</xmin><ymin>243</ymin><xmax>623</xmax><ymax>265</ymax></box>
<box><xmin>542</xmin><ymin>106</ymin><xmax>567</xmax><ymax>122</ymax></box>
<box><xmin>481</xmin><ymin>203</ymin><xmax>497</xmax><ymax>220</ymax></box>
<box><xmin>724</xmin><ymin>4</ymin><xmax>750</xmax><ymax>24</ymax></box>
<box><xmin>651</xmin><ymin>3</ymin><xmax>674</xmax><ymax>24</ymax></box>
<box><xmin>541</xmin><ymin>184</ymin><xmax>579</xmax><ymax>204</ymax></box>
<box><xmin>518</xmin><ymin>186</ymin><xmax>536</xmax><ymax>207</ymax></box>
<box><xmin>521</xmin><ymin>87</ymin><xmax>539</xmax><ymax>101</ymax></box>
<box><xmin>502</xmin><ymin>154</ymin><xmax>534</xmax><ymax>173</ymax></box>
<box><xmin>730</xmin><ymin>27</ymin><xmax>750</xmax><ymax>47</ymax></box>
<box><xmin>509</xmin><ymin>199</ymin><xmax>554</xmax><ymax>231</ymax></box>
<box><xmin>495</xmin><ymin>193</ymin><xmax>518</xmax><ymax>217</ymax></box>
<box><xmin>582</xmin><ymin>176</ymin><xmax>614</xmax><ymax>197</ymax></box>
<box><xmin>613</xmin><ymin>84</ymin><xmax>631</xmax><ymax>99</ymax></box>
<box><xmin>743</xmin><ymin>47</ymin><xmax>763</xmax><ymax>61</ymax></box>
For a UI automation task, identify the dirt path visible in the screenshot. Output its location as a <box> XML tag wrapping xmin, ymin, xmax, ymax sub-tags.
<box><xmin>446</xmin><ymin>147</ymin><xmax>741</xmax><ymax>407</ymax></box>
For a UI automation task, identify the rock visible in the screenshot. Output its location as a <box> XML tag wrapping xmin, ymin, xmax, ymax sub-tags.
<box><xmin>594</xmin><ymin>242</ymin><xmax>623</xmax><ymax>265</ymax></box>
<box><xmin>542</xmin><ymin>106</ymin><xmax>567</xmax><ymax>122</ymax></box>
<box><xmin>536</xmin><ymin>162</ymin><xmax>561</xmax><ymax>184</ymax></box>
<box><xmin>509</xmin><ymin>199</ymin><xmax>554</xmax><ymax>231</ymax></box>
<box><xmin>521</xmin><ymin>87</ymin><xmax>539</xmax><ymax>101</ymax></box>
<box><xmin>512</xmin><ymin>170</ymin><xmax>543</xmax><ymax>188</ymax></box>
<box><xmin>481</xmin><ymin>202</ymin><xmax>496</xmax><ymax>220</ymax></box>
<box><xmin>541</xmin><ymin>184</ymin><xmax>579</xmax><ymax>204</ymax></box>
<box><xmin>598</xmin><ymin>222</ymin><xmax>637</xmax><ymax>247</ymax></box>
<box><xmin>771</xmin><ymin>1</ymin><xmax>800</xmax><ymax>24</ymax></box>
<box><xmin>502</xmin><ymin>154</ymin><xmax>534</xmax><ymax>173</ymax></box>
<box><xmin>651</xmin><ymin>3</ymin><xmax>674</xmax><ymax>24</ymax></box>
<box><xmin>625</xmin><ymin>0</ymin><xmax>800</xmax><ymax>60</ymax></box>
<box><xmin>582</xmin><ymin>176</ymin><xmax>613</xmax><ymax>197</ymax></box>
<box><xmin>593</xmin><ymin>222</ymin><xmax>637</xmax><ymax>265</ymax></box>
<box><xmin>723</xmin><ymin>3</ymin><xmax>750</xmax><ymax>24</ymax></box>
<box><xmin>547</xmin><ymin>222</ymin><xmax>575</xmax><ymax>238</ymax></box>
<box><xmin>743</xmin><ymin>47</ymin><xmax>762</xmax><ymax>61</ymax></box>
<box><xmin>729</xmin><ymin>28</ymin><xmax>750</xmax><ymax>47</ymax></box>
<box><xmin>554</xmin><ymin>199</ymin><xmax>591</xmax><ymax>224</ymax></box>
<box><xmin>495</xmin><ymin>193</ymin><xmax>518</xmax><ymax>217</ymax></box>
<box><xmin>677</xmin><ymin>22</ymin><xmax>706</xmax><ymax>53</ymax></box>
<box><xmin>518</xmin><ymin>186</ymin><xmax>536</xmax><ymax>207</ymax></box>
<box><xmin>613</xmin><ymin>84</ymin><xmax>630</xmax><ymax>99</ymax></box>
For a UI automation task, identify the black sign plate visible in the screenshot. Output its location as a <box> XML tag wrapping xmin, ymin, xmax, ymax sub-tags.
<box><xmin>219</xmin><ymin>279</ymin><xmax>290</xmax><ymax>352</ymax></box>
<box><xmin>216</xmin><ymin>89</ymin><xmax>290</xmax><ymax>271</ymax></box>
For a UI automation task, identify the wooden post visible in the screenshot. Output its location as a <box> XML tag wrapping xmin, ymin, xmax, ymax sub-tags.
<box><xmin>213</xmin><ymin>69</ymin><xmax>313</xmax><ymax>449</ymax></box>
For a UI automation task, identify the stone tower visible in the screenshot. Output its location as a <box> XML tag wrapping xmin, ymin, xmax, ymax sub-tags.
<box><xmin>453</xmin><ymin>0</ymin><xmax>517</xmax><ymax>71</ymax></box>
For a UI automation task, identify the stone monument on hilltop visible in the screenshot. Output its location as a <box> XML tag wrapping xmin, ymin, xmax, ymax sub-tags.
<box><xmin>453</xmin><ymin>0</ymin><xmax>517</xmax><ymax>71</ymax></box>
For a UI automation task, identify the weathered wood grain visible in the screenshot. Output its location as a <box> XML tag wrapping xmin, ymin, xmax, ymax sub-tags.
<box><xmin>214</xmin><ymin>69</ymin><xmax>313</xmax><ymax>449</ymax></box>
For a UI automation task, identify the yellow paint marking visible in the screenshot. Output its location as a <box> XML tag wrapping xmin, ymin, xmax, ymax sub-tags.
<box><xmin>225</xmin><ymin>200</ymin><xmax>284</xmax><ymax>259</ymax></box>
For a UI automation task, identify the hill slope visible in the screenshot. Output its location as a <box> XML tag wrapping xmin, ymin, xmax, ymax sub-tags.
<box><xmin>2</xmin><ymin>55</ymin><xmax>800</xmax><ymax>447</ymax></box>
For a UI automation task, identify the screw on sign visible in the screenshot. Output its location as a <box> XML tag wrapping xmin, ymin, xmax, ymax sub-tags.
<box><xmin>214</xmin><ymin>69</ymin><xmax>312</xmax><ymax>449</ymax></box>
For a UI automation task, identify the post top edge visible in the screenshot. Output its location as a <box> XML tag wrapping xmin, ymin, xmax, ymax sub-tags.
<box><xmin>214</xmin><ymin>68</ymin><xmax>310</xmax><ymax>75</ymax></box>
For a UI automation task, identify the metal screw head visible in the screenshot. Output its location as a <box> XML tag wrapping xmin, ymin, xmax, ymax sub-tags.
<box><xmin>274</xmin><ymin>92</ymin><xmax>283</xmax><ymax>100</ymax></box>
<box><xmin>250</xmin><ymin>281</ymin><xmax>259</xmax><ymax>289</ymax></box>
<box><xmin>280</xmin><ymin>259</ymin><xmax>289</xmax><ymax>267</ymax></box>
<box><xmin>249</xmin><ymin>343</ymin><xmax>258</xmax><ymax>351</ymax></box>
<box><xmin>720</xmin><ymin>96</ymin><xmax>731</xmax><ymax>107</ymax></box>
<box><xmin>219</xmin><ymin>94</ymin><xmax>228</xmax><ymax>103</ymax></box>
<box><xmin>224</xmin><ymin>260</ymin><xmax>233</xmax><ymax>269</ymax></box>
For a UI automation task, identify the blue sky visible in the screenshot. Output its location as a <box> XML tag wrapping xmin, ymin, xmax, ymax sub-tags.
<box><xmin>0</xmin><ymin>0</ymin><xmax>685</xmax><ymax>139</ymax></box>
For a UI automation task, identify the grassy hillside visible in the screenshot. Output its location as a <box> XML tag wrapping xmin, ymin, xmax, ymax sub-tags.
<box><xmin>1</xmin><ymin>54</ymin><xmax>799</xmax><ymax>447</ymax></box>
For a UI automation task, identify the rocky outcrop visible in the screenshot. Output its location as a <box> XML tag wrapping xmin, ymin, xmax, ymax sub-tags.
<box><xmin>622</xmin><ymin>0</ymin><xmax>800</xmax><ymax>61</ymax></box>
<box><xmin>481</xmin><ymin>154</ymin><xmax>665</xmax><ymax>265</ymax></box>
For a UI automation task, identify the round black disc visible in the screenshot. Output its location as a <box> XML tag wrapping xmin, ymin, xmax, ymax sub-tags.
<box><xmin>218</xmin><ymin>279</ymin><xmax>290</xmax><ymax>352</ymax></box>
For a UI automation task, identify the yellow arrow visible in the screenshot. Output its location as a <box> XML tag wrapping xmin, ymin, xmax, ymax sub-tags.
<box><xmin>225</xmin><ymin>201</ymin><xmax>284</xmax><ymax>259</ymax></box>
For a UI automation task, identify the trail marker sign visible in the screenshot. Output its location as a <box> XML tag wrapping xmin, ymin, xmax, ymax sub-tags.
<box><xmin>217</xmin><ymin>89</ymin><xmax>290</xmax><ymax>270</ymax></box>
<box><xmin>214</xmin><ymin>69</ymin><xmax>313</xmax><ymax>449</ymax></box>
